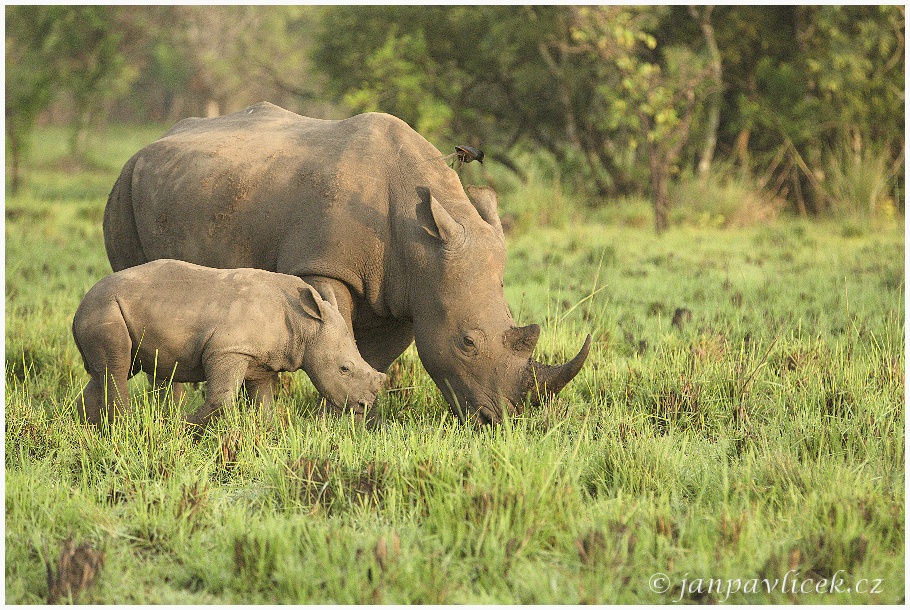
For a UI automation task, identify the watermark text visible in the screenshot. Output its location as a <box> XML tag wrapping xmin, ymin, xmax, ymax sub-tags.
<box><xmin>648</xmin><ymin>571</ymin><xmax>883</xmax><ymax>602</ymax></box>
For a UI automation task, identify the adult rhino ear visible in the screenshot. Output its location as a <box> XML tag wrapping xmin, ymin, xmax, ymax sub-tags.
<box><xmin>298</xmin><ymin>285</ymin><xmax>331</xmax><ymax>322</ymax></box>
<box><xmin>466</xmin><ymin>185</ymin><xmax>504</xmax><ymax>241</ymax></box>
<box><xmin>417</xmin><ymin>186</ymin><xmax>466</xmax><ymax>248</ymax></box>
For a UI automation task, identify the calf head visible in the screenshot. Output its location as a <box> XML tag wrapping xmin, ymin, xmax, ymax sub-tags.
<box><xmin>412</xmin><ymin>186</ymin><xmax>591</xmax><ymax>425</ymax></box>
<box><xmin>299</xmin><ymin>286</ymin><xmax>386</xmax><ymax>413</ymax></box>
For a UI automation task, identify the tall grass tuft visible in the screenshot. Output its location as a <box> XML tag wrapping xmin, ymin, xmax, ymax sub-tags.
<box><xmin>824</xmin><ymin>140</ymin><xmax>898</xmax><ymax>220</ymax></box>
<box><xmin>670</xmin><ymin>163</ymin><xmax>784</xmax><ymax>228</ymax></box>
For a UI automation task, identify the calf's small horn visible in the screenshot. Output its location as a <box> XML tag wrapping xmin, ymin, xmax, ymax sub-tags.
<box><xmin>527</xmin><ymin>334</ymin><xmax>592</xmax><ymax>405</ymax></box>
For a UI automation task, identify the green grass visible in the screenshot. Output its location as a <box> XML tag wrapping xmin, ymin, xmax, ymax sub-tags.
<box><xmin>5</xmin><ymin>126</ymin><xmax>905</xmax><ymax>603</ymax></box>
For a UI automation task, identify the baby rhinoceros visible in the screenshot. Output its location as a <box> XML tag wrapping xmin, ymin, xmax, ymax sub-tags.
<box><xmin>72</xmin><ymin>259</ymin><xmax>386</xmax><ymax>432</ymax></box>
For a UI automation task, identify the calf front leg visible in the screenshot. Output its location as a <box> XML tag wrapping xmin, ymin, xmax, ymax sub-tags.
<box><xmin>185</xmin><ymin>354</ymin><xmax>250</xmax><ymax>435</ymax></box>
<box><xmin>148</xmin><ymin>374</ymin><xmax>186</xmax><ymax>409</ymax></box>
<box><xmin>244</xmin><ymin>369</ymin><xmax>279</xmax><ymax>426</ymax></box>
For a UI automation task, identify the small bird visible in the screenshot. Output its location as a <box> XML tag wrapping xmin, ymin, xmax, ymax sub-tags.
<box><xmin>441</xmin><ymin>145</ymin><xmax>484</xmax><ymax>169</ymax></box>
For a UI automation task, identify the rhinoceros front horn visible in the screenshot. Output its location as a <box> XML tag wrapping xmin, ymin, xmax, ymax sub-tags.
<box><xmin>526</xmin><ymin>334</ymin><xmax>593</xmax><ymax>405</ymax></box>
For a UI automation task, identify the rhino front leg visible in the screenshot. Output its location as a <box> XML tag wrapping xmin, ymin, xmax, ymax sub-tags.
<box><xmin>355</xmin><ymin>319</ymin><xmax>415</xmax><ymax>372</ymax></box>
<box><xmin>185</xmin><ymin>354</ymin><xmax>250</xmax><ymax>435</ymax></box>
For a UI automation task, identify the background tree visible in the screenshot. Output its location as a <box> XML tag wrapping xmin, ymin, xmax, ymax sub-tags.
<box><xmin>703</xmin><ymin>6</ymin><xmax>904</xmax><ymax>214</ymax></box>
<box><xmin>54</xmin><ymin>6</ymin><xmax>136</xmax><ymax>158</ymax></box>
<box><xmin>314</xmin><ymin>5</ymin><xmax>720</xmax><ymax>215</ymax></box>
<box><xmin>313</xmin><ymin>6</ymin><xmax>584</xmax><ymax>178</ymax></box>
<box><xmin>6</xmin><ymin>5</ymin><xmax>904</xmax><ymax>223</ymax></box>
<box><xmin>567</xmin><ymin>6</ymin><xmax>714</xmax><ymax>232</ymax></box>
<box><xmin>6</xmin><ymin>6</ymin><xmax>137</xmax><ymax>173</ymax></box>
<box><xmin>688</xmin><ymin>5</ymin><xmax>722</xmax><ymax>178</ymax></box>
<box><xmin>6</xmin><ymin>7</ymin><xmax>57</xmax><ymax>193</ymax></box>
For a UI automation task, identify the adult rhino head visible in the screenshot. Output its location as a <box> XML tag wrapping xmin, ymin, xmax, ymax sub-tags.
<box><xmin>411</xmin><ymin>185</ymin><xmax>592</xmax><ymax>424</ymax></box>
<box><xmin>102</xmin><ymin>102</ymin><xmax>590</xmax><ymax>425</ymax></box>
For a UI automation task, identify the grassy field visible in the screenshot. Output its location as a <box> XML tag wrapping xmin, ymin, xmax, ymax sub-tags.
<box><xmin>5</xmin><ymin>126</ymin><xmax>905</xmax><ymax>603</ymax></box>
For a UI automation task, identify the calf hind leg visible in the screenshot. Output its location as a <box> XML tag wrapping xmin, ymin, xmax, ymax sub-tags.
<box><xmin>77</xmin><ymin>377</ymin><xmax>104</xmax><ymax>425</ymax></box>
<box><xmin>74</xmin><ymin>302</ymin><xmax>134</xmax><ymax>425</ymax></box>
<box><xmin>78</xmin><ymin>367</ymin><xmax>130</xmax><ymax>425</ymax></box>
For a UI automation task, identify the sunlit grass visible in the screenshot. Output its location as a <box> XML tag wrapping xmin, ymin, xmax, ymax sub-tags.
<box><xmin>5</xmin><ymin>126</ymin><xmax>905</xmax><ymax>603</ymax></box>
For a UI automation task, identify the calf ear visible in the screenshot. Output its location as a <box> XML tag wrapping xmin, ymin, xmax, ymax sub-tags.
<box><xmin>417</xmin><ymin>186</ymin><xmax>466</xmax><ymax>247</ymax></box>
<box><xmin>299</xmin><ymin>285</ymin><xmax>330</xmax><ymax>322</ymax></box>
<box><xmin>466</xmin><ymin>185</ymin><xmax>504</xmax><ymax>241</ymax></box>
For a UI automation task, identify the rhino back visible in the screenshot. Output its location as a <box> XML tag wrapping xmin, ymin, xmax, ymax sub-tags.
<box><xmin>96</xmin><ymin>260</ymin><xmax>303</xmax><ymax>380</ymax></box>
<box><xmin>105</xmin><ymin>103</ymin><xmax>468</xmax><ymax>318</ymax></box>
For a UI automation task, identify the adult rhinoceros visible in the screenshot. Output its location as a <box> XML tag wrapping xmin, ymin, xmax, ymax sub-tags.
<box><xmin>103</xmin><ymin>102</ymin><xmax>590</xmax><ymax>424</ymax></box>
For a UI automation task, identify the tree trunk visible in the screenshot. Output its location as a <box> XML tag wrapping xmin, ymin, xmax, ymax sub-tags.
<box><xmin>650</xmin><ymin>151</ymin><xmax>670</xmax><ymax>233</ymax></box>
<box><xmin>692</xmin><ymin>6</ymin><xmax>722</xmax><ymax>178</ymax></box>
<box><xmin>7</xmin><ymin>118</ymin><xmax>21</xmax><ymax>194</ymax></box>
<box><xmin>205</xmin><ymin>99</ymin><xmax>220</xmax><ymax>118</ymax></box>
<box><xmin>70</xmin><ymin>104</ymin><xmax>93</xmax><ymax>162</ymax></box>
<box><xmin>653</xmin><ymin>183</ymin><xmax>670</xmax><ymax>233</ymax></box>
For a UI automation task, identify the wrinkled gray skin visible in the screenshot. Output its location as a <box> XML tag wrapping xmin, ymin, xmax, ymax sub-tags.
<box><xmin>72</xmin><ymin>259</ymin><xmax>386</xmax><ymax>431</ymax></box>
<box><xmin>104</xmin><ymin>102</ymin><xmax>590</xmax><ymax>424</ymax></box>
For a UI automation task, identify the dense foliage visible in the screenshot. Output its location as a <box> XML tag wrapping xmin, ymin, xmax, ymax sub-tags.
<box><xmin>5</xmin><ymin>5</ymin><xmax>904</xmax><ymax>224</ymax></box>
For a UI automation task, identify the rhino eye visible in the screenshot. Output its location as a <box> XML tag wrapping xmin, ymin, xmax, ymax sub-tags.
<box><xmin>340</xmin><ymin>363</ymin><xmax>353</xmax><ymax>375</ymax></box>
<box><xmin>459</xmin><ymin>333</ymin><xmax>480</xmax><ymax>357</ymax></box>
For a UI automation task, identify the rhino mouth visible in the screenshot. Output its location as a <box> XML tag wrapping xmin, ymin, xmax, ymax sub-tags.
<box><xmin>441</xmin><ymin>332</ymin><xmax>592</xmax><ymax>426</ymax></box>
<box><xmin>467</xmin><ymin>399</ymin><xmax>521</xmax><ymax>426</ymax></box>
<box><xmin>472</xmin><ymin>405</ymin><xmax>498</xmax><ymax>426</ymax></box>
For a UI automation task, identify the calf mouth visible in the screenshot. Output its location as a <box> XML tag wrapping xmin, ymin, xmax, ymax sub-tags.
<box><xmin>320</xmin><ymin>395</ymin><xmax>378</xmax><ymax>420</ymax></box>
<box><xmin>346</xmin><ymin>397</ymin><xmax>381</xmax><ymax>426</ymax></box>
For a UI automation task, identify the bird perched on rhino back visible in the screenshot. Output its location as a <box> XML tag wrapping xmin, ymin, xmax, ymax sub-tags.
<box><xmin>441</xmin><ymin>144</ymin><xmax>484</xmax><ymax>170</ymax></box>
